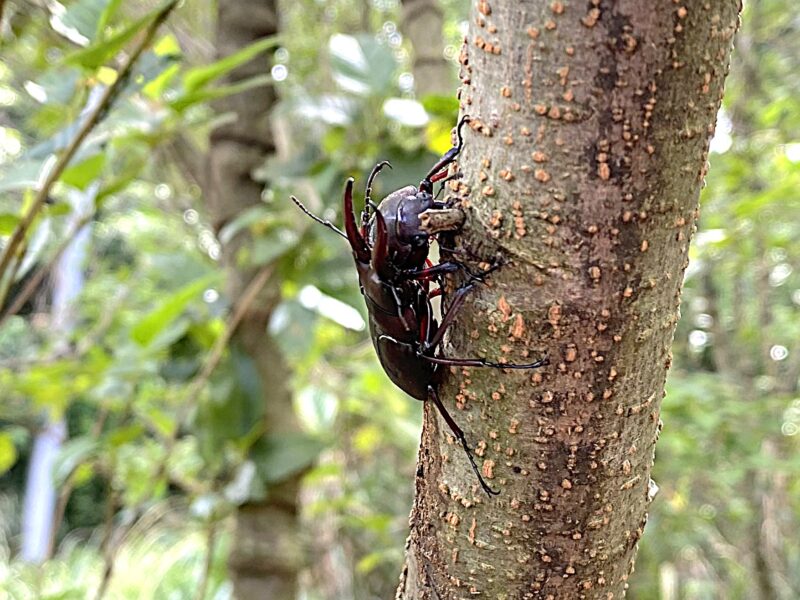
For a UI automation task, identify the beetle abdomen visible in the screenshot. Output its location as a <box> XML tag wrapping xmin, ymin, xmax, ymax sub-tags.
<box><xmin>370</xmin><ymin>321</ymin><xmax>433</xmax><ymax>401</ymax></box>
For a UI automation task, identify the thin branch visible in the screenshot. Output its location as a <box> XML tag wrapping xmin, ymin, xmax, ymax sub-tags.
<box><xmin>193</xmin><ymin>520</ymin><xmax>218</xmax><ymax>600</ymax></box>
<box><xmin>93</xmin><ymin>488</ymin><xmax>121</xmax><ymax>600</ymax></box>
<box><xmin>0</xmin><ymin>213</ymin><xmax>94</xmax><ymax>327</ymax></box>
<box><xmin>0</xmin><ymin>248</ymin><xmax>23</xmax><ymax>313</ymax></box>
<box><xmin>0</xmin><ymin>0</ymin><xmax>179</xmax><ymax>283</ymax></box>
<box><xmin>149</xmin><ymin>264</ymin><xmax>273</xmax><ymax>489</ymax></box>
<box><xmin>184</xmin><ymin>265</ymin><xmax>273</xmax><ymax>408</ymax></box>
<box><xmin>47</xmin><ymin>408</ymin><xmax>109</xmax><ymax>558</ymax></box>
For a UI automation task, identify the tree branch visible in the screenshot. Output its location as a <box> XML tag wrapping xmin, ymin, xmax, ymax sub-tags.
<box><xmin>0</xmin><ymin>212</ymin><xmax>94</xmax><ymax>327</ymax></box>
<box><xmin>0</xmin><ymin>0</ymin><xmax>179</xmax><ymax>284</ymax></box>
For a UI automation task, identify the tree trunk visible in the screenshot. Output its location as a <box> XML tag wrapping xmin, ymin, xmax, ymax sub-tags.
<box><xmin>398</xmin><ymin>1</ymin><xmax>741</xmax><ymax>598</ymax></box>
<box><xmin>205</xmin><ymin>4</ymin><xmax>304</xmax><ymax>599</ymax></box>
<box><xmin>400</xmin><ymin>0</ymin><xmax>453</xmax><ymax>96</ymax></box>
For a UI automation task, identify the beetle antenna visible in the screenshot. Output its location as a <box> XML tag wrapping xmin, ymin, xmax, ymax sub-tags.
<box><xmin>290</xmin><ymin>196</ymin><xmax>348</xmax><ymax>240</ymax></box>
<box><xmin>366</xmin><ymin>161</ymin><xmax>392</xmax><ymax>202</ymax></box>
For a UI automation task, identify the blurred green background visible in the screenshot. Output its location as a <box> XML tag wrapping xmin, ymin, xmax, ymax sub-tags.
<box><xmin>0</xmin><ymin>1</ymin><xmax>797</xmax><ymax>598</ymax></box>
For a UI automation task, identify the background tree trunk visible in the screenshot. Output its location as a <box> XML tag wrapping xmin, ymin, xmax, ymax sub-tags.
<box><xmin>400</xmin><ymin>0</ymin><xmax>453</xmax><ymax>96</ymax></box>
<box><xmin>398</xmin><ymin>1</ymin><xmax>741</xmax><ymax>598</ymax></box>
<box><xmin>205</xmin><ymin>3</ymin><xmax>304</xmax><ymax>599</ymax></box>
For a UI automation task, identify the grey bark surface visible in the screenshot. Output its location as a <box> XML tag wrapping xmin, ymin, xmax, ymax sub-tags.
<box><xmin>397</xmin><ymin>1</ymin><xmax>740</xmax><ymax>598</ymax></box>
<box><xmin>205</xmin><ymin>4</ymin><xmax>304</xmax><ymax>599</ymax></box>
<box><xmin>400</xmin><ymin>0</ymin><xmax>454</xmax><ymax>96</ymax></box>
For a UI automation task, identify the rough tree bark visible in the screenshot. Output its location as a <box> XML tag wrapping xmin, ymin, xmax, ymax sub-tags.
<box><xmin>400</xmin><ymin>0</ymin><xmax>453</xmax><ymax>96</ymax></box>
<box><xmin>398</xmin><ymin>1</ymin><xmax>740</xmax><ymax>598</ymax></box>
<box><xmin>205</xmin><ymin>4</ymin><xmax>304</xmax><ymax>599</ymax></box>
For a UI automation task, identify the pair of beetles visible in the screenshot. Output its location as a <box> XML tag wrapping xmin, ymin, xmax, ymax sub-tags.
<box><xmin>292</xmin><ymin>117</ymin><xmax>546</xmax><ymax>496</ymax></box>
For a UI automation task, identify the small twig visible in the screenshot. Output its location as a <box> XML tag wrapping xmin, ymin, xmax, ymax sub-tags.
<box><xmin>0</xmin><ymin>213</ymin><xmax>94</xmax><ymax>327</ymax></box>
<box><xmin>47</xmin><ymin>408</ymin><xmax>109</xmax><ymax>558</ymax></box>
<box><xmin>93</xmin><ymin>488</ymin><xmax>121</xmax><ymax>600</ymax></box>
<box><xmin>0</xmin><ymin>247</ymin><xmax>23</xmax><ymax>312</ymax></box>
<box><xmin>193</xmin><ymin>520</ymin><xmax>218</xmax><ymax>600</ymax></box>
<box><xmin>152</xmin><ymin>264</ymin><xmax>273</xmax><ymax>480</ymax></box>
<box><xmin>184</xmin><ymin>265</ymin><xmax>273</xmax><ymax>407</ymax></box>
<box><xmin>0</xmin><ymin>0</ymin><xmax>179</xmax><ymax>284</ymax></box>
<box><xmin>419</xmin><ymin>208</ymin><xmax>465</xmax><ymax>235</ymax></box>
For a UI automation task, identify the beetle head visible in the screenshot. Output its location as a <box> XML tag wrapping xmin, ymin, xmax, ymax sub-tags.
<box><xmin>368</xmin><ymin>186</ymin><xmax>435</xmax><ymax>272</ymax></box>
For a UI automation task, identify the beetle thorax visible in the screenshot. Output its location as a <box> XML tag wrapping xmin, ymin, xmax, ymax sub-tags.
<box><xmin>368</xmin><ymin>185</ymin><xmax>434</xmax><ymax>272</ymax></box>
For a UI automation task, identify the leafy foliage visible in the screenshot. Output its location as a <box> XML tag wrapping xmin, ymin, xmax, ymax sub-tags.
<box><xmin>0</xmin><ymin>0</ymin><xmax>796</xmax><ymax>599</ymax></box>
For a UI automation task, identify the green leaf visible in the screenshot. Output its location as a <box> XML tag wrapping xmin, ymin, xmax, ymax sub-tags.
<box><xmin>218</xmin><ymin>205</ymin><xmax>269</xmax><ymax>245</ymax></box>
<box><xmin>169</xmin><ymin>74</ymin><xmax>272</xmax><ymax>113</ymax></box>
<box><xmin>269</xmin><ymin>300</ymin><xmax>318</xmax><ymax>360</ymax></box>
<box><xmin>426</xmin><ymin>119</ymin><xmax>456</xmax><ymax>155</ymax></box>
<box><xmin>62</xmin><ymin>153</ymin><xmax>106</xmax><ymax>190</ymax></box>
<box><xmin>29</xmin><ymin>68</ymin><xmax>82</xmax><ymax>105</ymax></box>
<box><xmin>329</xmin><ymin>33</ymin><xmax>396</xmax><ymax>97</ymax></box>
<box><xmin>143</xmin><ymin>62</ymin><xmax>180</xmax><ymax>100</ymax></box>
<box><xmin>52</xmin><ymin>437</ymin><xmax>98</xmax><ymax>486</ymax></box>
<box><xmin>249</xmin><ymin>227</ymin><xmax>299</xmax><ymax>266</ymax></box>
<box><xmin>107</xmin><ymin>423</ymin><xmax>145</xmax><ymax>447</ymax></box>
<box><xmin>183</xmin><ymin>36</ymin><xmax>279</xmax><ymax>93</ymax></box>
<box><xmin>65</xmin><ymin>1</ymin><xmax>176</xmax><ymax>69</ymax></box>
<box><xmin>0</xmin><ymin>213</ymin><xmax>19</xmax><ymax>235</ymax></box>
<box><xmin>420</xmin><ymin>94</ymin><xmax>459</xmax><ymax>118</ymax></box>
<box><xmin>252</xmin><ymin>432</ymin><xmax>325</xmax><ymax>484</ymax></box>
<box><xmin>0</xmin><ymin>432</ymin><xmax>18</xmax><ymax>476</ymax></box>
<box><xmin>0</xmin><ymin>159</ymin><xmax>51</xmax><ymax>193</ymax></box>
<box><xmin>195</xmin><ymin>348</ymin><xmax>266</xmax><ymax>469</ymax></box>
<box><xmin>295</xmin><ymin>386</ymin><xmax>338</xmax><ymax>433</ymax></box>
<box><xmin>60</xmin><ymin>0</ymin><xmax>117</xmax><ymax>42</ymax></box>
<box><xmin>95</xmin><ymin>156</ymin><xmax>147</xmax><ymax>204</ymax></box>
<box><xmin>45</xmin><ymin>202</ymin><xmax>74</xmax><ymax>217</ymax></box>
<box><xmin>131</xmin><ymin>274</ymin><xmax>216</xmax><ymax>346</ymax></box>
<box><xmin>96</xmin><ymin>0</ymin><xmax>123</xmax><ymax>35</ymax></box>
<box><xmin>17</xmin><ymin>217</ymin><xmax>52</xmax><ymax>281</ymax></box>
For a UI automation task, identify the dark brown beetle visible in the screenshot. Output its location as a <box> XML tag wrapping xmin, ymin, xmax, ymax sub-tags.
<box><xmin>292</xmin><ymin>117</ymin><xmax>546</xmax><ymax>495</ymax></box>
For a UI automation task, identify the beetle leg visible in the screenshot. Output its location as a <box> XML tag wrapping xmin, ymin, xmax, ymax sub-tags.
<box><xmin>422</xmin><ymin>354</ymin><xmax>549</xmax><ymax>370</ymax></box>
<box><xmin>428</xmin><ymin>384</ymin><xmax>499</xmax><ymax>497</ymax></box>
<box><xmin>389</xmin><ymin>283</ymin><xmax>413</xmax><ymax>332</ymax></box>
<box><xmin>427</xmin><ymin>288</ymin><xmax>443</xmax><ymax>299</ymax></box>
<box><xmin>290</xmin><ymin>196</ymin><xmax>348</xmax><ymax>240</ymax></box>
<box><xmin>420</xmin><ymin>115</ymin><xmax>470</xmax><ymax>194</ymax></box>
<box><xmin>399</xmin><ymin>261</ymin><xmax>463</xmax><ymax>282</ymax></box>
<box><xmin>420</xmin><ymin>280</ymin><xmax>548</xmax><ymax>369</ymax></box>
<box><xmin>435</xmin><ymin>172</ymin><xmax>463</xmax><ymax>199</ymax></box>
<box><xmin>401</xmin><ymin>258</ymin><xmax>495</xmax><ymax>284</ymax></box>
<box><xmin>422</xmin><ymin>281</ymin><xmax>475</xmax><ymax>352</ymax></box>
<box><xmin>343</xmin><ymin>178</ymin><xmax>371</xmax><ymax>263</ymax></box>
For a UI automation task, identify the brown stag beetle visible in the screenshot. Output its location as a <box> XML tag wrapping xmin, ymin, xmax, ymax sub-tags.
<box><xmin>291</xmin><ymin>116</ymin><xmax>547</xmax><ymax>496</ymax></box>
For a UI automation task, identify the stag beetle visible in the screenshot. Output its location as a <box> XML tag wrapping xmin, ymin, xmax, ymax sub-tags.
<box><xmin>291</xmin><ymin>117</ymin><xmax>546</xmax><ymax>496</ymax></box>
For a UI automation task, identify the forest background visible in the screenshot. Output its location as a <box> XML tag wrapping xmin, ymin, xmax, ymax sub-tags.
<box><xmin>0</xmin><ymin>0</ymin><xmax>798</xmax><ymax>598</ymax></box>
